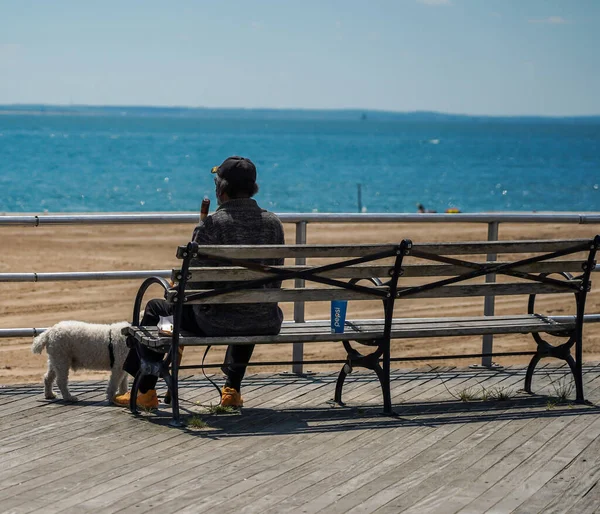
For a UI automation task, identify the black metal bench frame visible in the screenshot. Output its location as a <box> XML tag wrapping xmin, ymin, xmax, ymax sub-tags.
<box><xmin>124</xmin><ymin>236</ymin><xmax>599</xmax><ymax>425</ymax></box>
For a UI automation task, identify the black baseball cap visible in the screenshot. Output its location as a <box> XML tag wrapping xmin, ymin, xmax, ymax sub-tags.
<box><xmin>211</xmin><ymin>156</ymin><xmax>257</xmax><ymax>188</ymax></box>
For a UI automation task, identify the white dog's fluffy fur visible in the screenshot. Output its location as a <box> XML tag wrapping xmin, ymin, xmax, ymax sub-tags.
<box><xmin>32</xmin><ymin>320</ymin><xmax>131</xmax><ymax>402</ymax></box>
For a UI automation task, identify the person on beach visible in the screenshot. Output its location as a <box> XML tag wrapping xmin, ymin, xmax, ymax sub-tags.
<box><xmin>417</xmin><ymin>203</ymin><xmax>436</xmax><ymax>213</ymax></box>
<box><xmin>113</xmin><ymin>156</ymin><xmax>285</xmax><ymax>409</ymax></box>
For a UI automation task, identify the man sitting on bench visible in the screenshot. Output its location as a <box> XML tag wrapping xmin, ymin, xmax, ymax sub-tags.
<box><xmin>113</xmin><ymin>156</ymin><xmax>285</xmax><ymax>409</ymax></box>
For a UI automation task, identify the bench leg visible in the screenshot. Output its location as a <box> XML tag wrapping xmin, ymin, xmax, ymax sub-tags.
<box><xmin>169</xmin><ymin>345</ymin><xmax>182</xmax><ymax>427</ymax></box>
<box><xmin>524</xmin><ymin>354</ymin><xmax>541</xmax><ymax>394</ymax></box>
<box><xmin>381</xmin><ymin>339</ymin><xmax>393</xmax><ymax>415</ymax></box>
<box><xmin>334</xmin><ymin>363</ymin><xmax>351</xmax><ymax>406</ymax></box>
<box><xmin>374</xmin><ymin>363</ymin><xmax>393</xmax><ymax>415</ymax></box>
<box><xmin>526</xmin><ymin>338</ymin><xmax>585</xmax><ymax>403</ymax></box>
<box><xmin>565</xmin><ymin>354</ymin><xmax>585</xmax><ymax>403</ymax></box>
<box><xmin>336</xmin><ymin>340</ymin><xmax>394</xmax><ymax>414</ymax></box>
<box><xmin>129</xmin><ymin>371</ymin><xmax>141</xmax><ymax>414</ymax></box>
<box><xmin>164</xmin><ymin>346</ymin><xmax>184</xmax><ymax>405</ymax></box>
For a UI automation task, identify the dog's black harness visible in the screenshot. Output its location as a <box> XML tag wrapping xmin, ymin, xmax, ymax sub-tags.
<box><xmin>108</xmin><ymin>330</ymin><xmax>115</xmax><ymax>368</ymax></box>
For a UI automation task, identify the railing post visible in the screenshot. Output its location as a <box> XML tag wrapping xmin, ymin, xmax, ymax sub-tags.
<box><xmin>481</xmin><ymin>221</ymin><xmax>499</xmax><ymax>368</ymax></box>
<box><xmin>292</xmin><ymin>221</ymin><xmax>307</xmax><ymax>374</ymax></box>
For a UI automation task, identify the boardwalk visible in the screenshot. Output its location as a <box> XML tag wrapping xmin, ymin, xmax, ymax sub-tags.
<box><xmin>1</xmin><ymin>364</ymin><xmax>600</xmax><ymax>513</ymax></box>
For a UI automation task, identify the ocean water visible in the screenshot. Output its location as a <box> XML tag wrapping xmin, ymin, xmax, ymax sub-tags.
<box><xmin>0</xmin><ymin>110</ymin><xmax>599</xmax><ymax>213</ymax></box>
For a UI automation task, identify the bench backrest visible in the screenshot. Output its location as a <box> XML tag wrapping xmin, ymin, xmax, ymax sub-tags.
<box><xmin>169</xmin><ymin>242</ymin><xmax>404</xmax><ymax>305</ymax></box>
<box><xmin>167</xmin><ymin>237</ymin><xmax>599</xmax><ymax>306</ymax></box>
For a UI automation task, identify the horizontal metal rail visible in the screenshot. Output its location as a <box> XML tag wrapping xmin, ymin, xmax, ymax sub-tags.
<box><xmin>4</xmin><ymin>315</ymin><xmax>600</xmax><ymax>339</ymax></box>
<box><xmin>0</xmin><ymin>271</ymin><xmax>171</xmax><ymax>282</ymax></box>
<box><xmin>2</xmin><ymin>212</ymin><xmax>600</xmax><ymax>226</ymax></box>
<box><xmin>1</xmin><ymin>265</ymin><xmax>596</xmax><ymax>283</ymax></box>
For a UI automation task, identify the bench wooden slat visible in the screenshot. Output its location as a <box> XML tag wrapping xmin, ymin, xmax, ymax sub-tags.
<box><xmin>179</xmin><ymin>260</ymin><xmax>587</xmax><ymax>282</ymax></box>
<box><xmin>125</xmin><ymin>314</ymin><xmax>576</xmax><ymax>348</ymax></box>
<box><xmin>411</xmin><ymin>239</ymin><xmax>591</xmax><ymax>256</ymax></box>
<box><xmin>168</xmin><ymin>281</ymin><xmax>581</xmax><ymax>304</ymax></box>
<box><xmin>397</xmin><ymin>281</ymin><xmax>582</xmax><ymax>299</ymax></box>
<box><xmin>168</xmin><ymin>286</ymin><xmax>390</xmax><ymax>304</ymax></box>
<box><xmin>178</xmin><ymin>239</ymin><xmax>591</xmax><ymax>260</ymax></box>
<box><xmin>181</xmin><ymin>264</ymin><xmax>395</xmax><ymax>282</ymax></box>
<box><xmin>177</xmin><ymin>243</ymin><xmax>399</xmax><ymax>260</ymax></box>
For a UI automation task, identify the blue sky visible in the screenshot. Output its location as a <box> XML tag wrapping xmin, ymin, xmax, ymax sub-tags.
<box><xmin>0</xmin><ymin>0</ymin><xmax>598</xmax><ymax>115</ymax></box>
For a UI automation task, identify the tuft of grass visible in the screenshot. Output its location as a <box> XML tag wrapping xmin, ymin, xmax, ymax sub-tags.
<box><xmin>546</xmin><ymin>375</ymin><xmax>574</xmax><ymax>409</ymax></box>
<box><xmin>206</xmin><ymin>404</ymin><xmax>237</xmax><ymax>415</ymax></box>
<box><xmin>458</xmin><ymin>387</ymin><xmax>478</xmax><ymax>402</ymax></box>
<box><xmin>488</xmin><ymin>386</ymin><xmax>513</xmax><ymax>401</ymax></box>
<box><xmin>480</xmin><ymin>386</ymin><xmax>490</xmax><ymax>402</ymax></box>
<box><xmin>186</xmin><ymin>415</ymin><xmax>208</xmax><ymax>429</ymax></box>
<box><xmin>551</xmin><ymin>377</ymin><xmax>574</xmax><ymax>403</ymax></box>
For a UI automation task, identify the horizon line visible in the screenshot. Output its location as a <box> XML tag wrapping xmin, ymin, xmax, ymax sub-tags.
<box><xmin>1</xmin><ymin>103</ymin><xmax>599</xmax><ymax>119</ymax></box>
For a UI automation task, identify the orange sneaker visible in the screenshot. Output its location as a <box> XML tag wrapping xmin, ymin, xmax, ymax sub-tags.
<box><xmin>220</xmin><ymin>386</ymin><xmax>243</xmax><ymax>408</ymax></box>
<box><xmin>113</xmin><ymin>389</ymin><xmax>159</xmax><ymax>409</ymax></box>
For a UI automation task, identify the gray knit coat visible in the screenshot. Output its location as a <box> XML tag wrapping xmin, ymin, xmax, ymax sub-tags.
<box><xmin>190</xmin><ymin>198</ymin><xmax>285</xmax><ymax>336</ymax></box>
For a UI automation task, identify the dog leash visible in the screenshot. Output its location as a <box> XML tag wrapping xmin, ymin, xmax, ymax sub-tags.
<box><xmin>201</xmin><ymin>345</ymin><xmax>223</xmax><ymax>399</ymax></box>
<box><xmin>108</xmin><ymin>330</ymin><xmax>115</xmax><ymax>368</ymax></box>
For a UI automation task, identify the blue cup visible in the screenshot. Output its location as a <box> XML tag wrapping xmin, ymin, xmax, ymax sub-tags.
<box><xmin>331</xmin><ymin>300</ymin><xmax>348</xmax><ymax>333</ymax></box>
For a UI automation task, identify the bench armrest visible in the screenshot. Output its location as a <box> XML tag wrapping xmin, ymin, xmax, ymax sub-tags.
<box><xmin>131</xmin><ymin>276</ymin><xmax>172</xmax><ymax>326</ymax></box>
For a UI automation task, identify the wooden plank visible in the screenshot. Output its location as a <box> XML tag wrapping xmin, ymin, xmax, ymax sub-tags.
<box><xmin>401</xmin><ymin>260</ymin><xmax>588</xmax><ymax>277</ymax></box>
<box><xmin>177</xmin><ymin>243</ymin><xmax>398</xmax><ymax>260</ymax></box>
<box><xmin>167</xmin><ymin>285</ymin><xmax>389</xmax><ymax>304</ymax></box>
<box><xmin>396</xmin><ymin>281</ymin><xmax>582</xmax><ymax>299</ymax></box>
<box><xmin>182</xmin><ymin>260</ymin><xmax>588</xmax><ymax>282</ymax></box>
<box><xmin>411</xmin><ymin>239</ymin><xmax>592</xmax><ymax>256</ymax></box>
<box><xmin>184</xmin><ymin>264</ymin><xmax>395</xmax><ymax>282</ymax></box>
<box><xmin>169</xmin><ymin>281</ymin><xmax>580</xmax><ymax>305</ymax></box>
<box><xmin>129</xmin><ymin>314</ymin><xmax>576</xmax><ymax>349</ymax></box>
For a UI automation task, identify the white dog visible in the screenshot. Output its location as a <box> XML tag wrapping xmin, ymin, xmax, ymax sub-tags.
<box><xmin>32</xmin><ymin>320</ymin><xmax>131</xmax><ymax>402</ymax></box>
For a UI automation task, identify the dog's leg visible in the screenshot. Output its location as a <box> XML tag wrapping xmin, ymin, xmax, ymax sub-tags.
<box><xmin>44</xmin><ymin>365</ymin><xmax>57</xmax><ymax>400</ymax></box>
<box><xmin>118</xmin><ymin>374</ymin><xmax>129</xmax><ymax>395</ymax></box>
<box><xmin>107</xmin><ymin>371</ymin><xmax>127</xmax><ymax>401</ymax></box>
<box><xmin>55</xmin><ymin>364</ymin><xmax>79</xmax><ymax>402</ymax></box>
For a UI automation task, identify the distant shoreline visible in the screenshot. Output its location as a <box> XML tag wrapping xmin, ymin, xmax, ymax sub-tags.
<box><xmin>0</xmin><ymin>105</ymin><xmax>599</xmax><ymax>122</ymax></box>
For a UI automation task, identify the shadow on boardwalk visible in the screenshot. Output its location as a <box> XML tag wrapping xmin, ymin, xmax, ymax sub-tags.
<box><xmin>134</xmin><ymin>397</ymin><xmax>599</xmax><ymax>438</ymax></box>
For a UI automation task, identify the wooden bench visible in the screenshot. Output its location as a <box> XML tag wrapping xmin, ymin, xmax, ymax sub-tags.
<box><xmin>124</xmin><ymin>236</ymin><xmax>599</xmax><ymax>425</ymax></box>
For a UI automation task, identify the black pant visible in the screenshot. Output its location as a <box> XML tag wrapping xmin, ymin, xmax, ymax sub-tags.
<box><xmin>123</xmin><ymin>299</ymin><xmax>254</xmax><ymax>393</ymax></box>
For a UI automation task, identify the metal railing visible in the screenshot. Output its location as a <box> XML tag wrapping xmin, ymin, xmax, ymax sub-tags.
<box><xmin>2</xmin><ymin>212</ymin><xmax>600</xmax><ymax>373</ymax></box>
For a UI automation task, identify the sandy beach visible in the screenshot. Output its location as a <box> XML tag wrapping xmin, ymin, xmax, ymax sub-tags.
<box><xmin>1</xmin><ymin>218</ymin><xmax>599</xmax><ymax>386</ymax></box>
